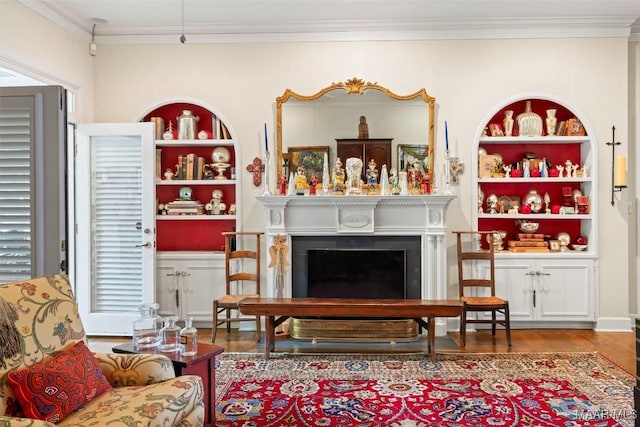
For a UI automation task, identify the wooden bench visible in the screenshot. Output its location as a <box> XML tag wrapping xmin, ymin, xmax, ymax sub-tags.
<box><xmin>238</xmin><ymin>297</ymin><xmax>463</xmax><ymax>361</ymax></box>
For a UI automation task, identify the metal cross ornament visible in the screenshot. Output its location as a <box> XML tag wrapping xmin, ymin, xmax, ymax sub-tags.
<box><xmin>246</xmin><ymin>157</ymin><xmax>265</xmax><ymax>187</ymax></box>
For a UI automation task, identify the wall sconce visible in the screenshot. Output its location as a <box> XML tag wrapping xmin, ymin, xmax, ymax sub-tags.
<box><xmin>607</xmin><ymin>125</ymin><xmax>627</xmax><ymax>206</ymax></box>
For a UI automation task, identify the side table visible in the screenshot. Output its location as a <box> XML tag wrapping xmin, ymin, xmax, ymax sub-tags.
<box><xmin>112</xmin><ymin>342</ymin><xmax>223</xmax><ymax>426</ymax></box>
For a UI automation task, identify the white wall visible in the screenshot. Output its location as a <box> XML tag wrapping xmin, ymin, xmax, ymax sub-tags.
<box><xmin>0</xmin><ymin>1</ymin><xmax>94</xmax><ymax>122</ymax></box>
<box><xmin>1</xmin><ymin>1</ymin><xmax>634</xmax><ymax>327</ymax></box>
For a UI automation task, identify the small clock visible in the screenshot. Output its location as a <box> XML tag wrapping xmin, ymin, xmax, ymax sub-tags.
<box><xmin>179</xmin><ymin>187</ymin><xmax>192</xmax><ymax>201</ymax></box>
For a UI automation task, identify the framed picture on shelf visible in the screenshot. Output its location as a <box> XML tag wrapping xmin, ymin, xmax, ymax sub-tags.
<box><xmin>398</xmin><ymin>144</ymin><xmax>430</xmax><ymax>174</ymax></box>
<box><xmin>549</xmin><ymin>240</ymin><xmax>561</xmax><ymax>252</ymax></box>
<box><xmin>287</xmin><ymin>146</ymin><xmax>329</xmax><ymax>183</ymax></box>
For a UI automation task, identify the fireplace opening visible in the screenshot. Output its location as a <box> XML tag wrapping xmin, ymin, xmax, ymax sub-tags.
<box><xmin>291</xmin><ymin>235</ymin><xmax>421</xmax><ymax>299</ymax></box>
<box><xmin>308</xmin><ymin>249</ymin><xmax>406</xmax><ymax>299</ymax></box>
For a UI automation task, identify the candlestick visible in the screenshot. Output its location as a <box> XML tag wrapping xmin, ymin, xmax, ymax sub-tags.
<box><xmin>445</xmin><ymin>120</ymin><xmax>449</xmax><ymax>151</ymax></box>
<box><xmin>607</xmin><ymin>125</ymin><xmax>626</xmax><ymax>206</ymax></box>
<box><xmin>264</xmin><ymin>123</ymin><xmax>269</xmax><ymax>152</ymax></box>
<box><xmin>262</xmin><ymin>151</ymin><xmax>272</xmax><ymax>196</ymax></box>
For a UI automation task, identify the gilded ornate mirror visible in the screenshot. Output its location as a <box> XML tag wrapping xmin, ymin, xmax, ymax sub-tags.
<box><xmin>276</xmin><ymin>77</ymin><xmax>436</xmax><ymax>188</ymax></box>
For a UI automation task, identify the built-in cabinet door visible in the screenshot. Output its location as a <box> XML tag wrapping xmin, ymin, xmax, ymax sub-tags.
<box><xmin>493</xmin><ymin>258</ymin><xmax>535</xmax><ymax>321</ymax></box>
<box><xmin>537</xmin><ymin>259</ymin><xmax>594</xmax><ymax>321</ymax></box>
<box><xmin>75</xmin><ymin>122</ymin><xmax>156</xmax><ymax>335</ymax></box>
<box><xmin>156</xmin><ymin>251</ymin><xmax>226</xmax><ymax>327</ymax></box>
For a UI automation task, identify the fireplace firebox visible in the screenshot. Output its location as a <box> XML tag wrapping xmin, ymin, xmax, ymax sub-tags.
<box><xmin>292</xmin><ymin>235</ymin><xmax>421</xmax><ymax>300</ymax></box>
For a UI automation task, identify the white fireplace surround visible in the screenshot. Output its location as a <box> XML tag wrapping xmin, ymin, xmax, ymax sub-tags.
<box><xmin>256</xmin><ymin>194</ymin><xmax>456</xmax><ymax>335</ymax></box>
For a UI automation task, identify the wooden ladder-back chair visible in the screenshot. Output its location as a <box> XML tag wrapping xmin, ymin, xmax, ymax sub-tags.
<box><xmin>454</xmin><ymin>230</ymin><xmax>512</xmax><ymax>347</ymax></box>
<box><xmin>212</xmin><ymin>231</ymin><xmax>263</xmax><ymax>342</ymax></box>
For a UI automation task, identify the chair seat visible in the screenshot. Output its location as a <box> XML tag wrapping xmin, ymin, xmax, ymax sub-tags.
<box><xmin>217</xmin><ymin>293</ymin><xmax>259</xmax><ymax>306</ymax></box>
<box><xmin>461</xmin><ymin>295</ymin><xmax>507</xmax><ymax>306</ymax></box>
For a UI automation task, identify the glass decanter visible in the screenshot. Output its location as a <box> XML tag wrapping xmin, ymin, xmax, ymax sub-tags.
<box><xmin>179</xmin><ymin>316</ymin><xmax>198</xmax><ymax>356</ymax></box>
<box><xmin>132</xmin><ymin>303</ymin><xmax>161</xmax><ymax>350</ymax></box>
<box><xmin>158</xmin><ymin>316</ymin><xmax>183</xmax><ymax>353</ymax></box>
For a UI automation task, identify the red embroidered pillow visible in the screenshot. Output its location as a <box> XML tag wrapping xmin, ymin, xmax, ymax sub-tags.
<box><xmin>7</xmin><ymin>340</ymin><xmax>112</xmax><ymax>423</ymax></box>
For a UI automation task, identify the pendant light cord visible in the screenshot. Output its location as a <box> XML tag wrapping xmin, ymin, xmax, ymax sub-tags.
<box><xmin>180</xmin><ymin>0</ymin><xmax>186</xmax><ymax>44</ymax></box>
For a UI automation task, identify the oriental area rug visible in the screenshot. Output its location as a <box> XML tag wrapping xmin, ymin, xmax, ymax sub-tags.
<box><xmin>214</xmin><ymin>352</ymin><xmax>636</xmax><ymax>427</ymax></box>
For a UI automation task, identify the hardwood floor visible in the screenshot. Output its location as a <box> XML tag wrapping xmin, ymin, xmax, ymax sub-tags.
<box><xmin>89</xmin><ymin>328</ymin><xmax>637</xmax><ymax>376</ymax></box>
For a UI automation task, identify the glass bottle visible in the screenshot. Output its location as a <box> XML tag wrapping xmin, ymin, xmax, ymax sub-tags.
<box><xmin>180</xmin><ymin>316</ymin><xmax>198</xmax><ymax>356</ymax></box>
<box><xmin>158</xmin><ymin>316</ymin><xmax>183</xmax><ymax>353</ymax></box>
<box><xmin>132</xmin><ymin>303</ymin><xmax>161</xmax><ymax>350</ymax></box>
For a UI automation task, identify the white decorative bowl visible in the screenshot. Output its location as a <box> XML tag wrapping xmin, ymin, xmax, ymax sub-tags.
<box><xmin>518</xmin><ymin>221</ymin><xmax>540</xmax><ymax>233</ymax></box>
<box><xmin>571</xmin><ymin>244</ymin><xmax>588</xmax><ymax>251</ymax></box>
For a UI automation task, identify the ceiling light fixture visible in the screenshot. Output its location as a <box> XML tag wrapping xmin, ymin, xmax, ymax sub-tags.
<box><xmin>180</xmin><ymin>0</ymin><xmax>186</xmax><ymax>44</ymax></box>
<box><xmin>89</xmin><ymin>18</ymin><xmax>108</xmax><ymax>56</ymax></box>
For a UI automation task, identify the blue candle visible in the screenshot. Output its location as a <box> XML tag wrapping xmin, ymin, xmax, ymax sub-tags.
<box><xmin>445</xmin><ymin>121</ymin><xmax>449</xmax><ymax>151</ymax></box>
<box><xmin>264</xmin><ymin>123</ymin><xmax>269</xmax><ymax>152</ymax></box>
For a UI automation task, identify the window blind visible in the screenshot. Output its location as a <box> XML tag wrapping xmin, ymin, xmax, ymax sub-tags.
<box><xmin>90</xmin><ymin>136</ymin><xmax>144</xmax><ymax>312</ymax></box>
<box><xmin>0</xmin><ymin>107</ymin><xmax>32</xmax><ymax>281</ymax></box>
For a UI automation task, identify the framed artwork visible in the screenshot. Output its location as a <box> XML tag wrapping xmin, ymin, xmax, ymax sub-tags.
<box><xmin>398</xmin><ymin>144</ymin><xmax>430</xmax><ymax>174</ymax></box>
<box><xmin>287</xmin><ymin>146</ymin><xmax>329</xmax><ymax>183</ymax></box>
<box><xmin>549</xmin><ymin>240</ymin><xmax>561</xmax><ymax>252</ymax></box>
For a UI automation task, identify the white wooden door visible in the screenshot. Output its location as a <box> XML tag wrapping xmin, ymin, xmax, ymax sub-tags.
<box><xmin>75</xmin><ymin>122</ymin><xmax>155</xmax><ymax>335</ymax></box>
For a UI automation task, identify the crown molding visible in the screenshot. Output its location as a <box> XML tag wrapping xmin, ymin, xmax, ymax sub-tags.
<box><xmin>16</xmin><ymin>0</ymin><xmax>639</xmax><ymax>45</ymax></box>
<box><xmin>94</xmin><ymin>17</ymin><xmax>636</xmax><ymax>45</ymax></box>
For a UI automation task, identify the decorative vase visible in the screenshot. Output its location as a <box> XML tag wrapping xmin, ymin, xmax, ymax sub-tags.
<box><xmin>545</xmin><ymin>109</ymin><xmax>557</xmax><ymax>136</ymax></box>
<box><xmin>503</xmin><ymin>110</ymin><xmax>514</xmax><ymax>136</ymax></box>
<box><xmin>379</xmin><ymin>164</ymin><xmax>390</xmax><ymax>195</ymax></box>
<box><xmin>177</xmin><ymin>109</ymin><xmax>199</xmax><ymax>140</ymax></box>
<box><xmin>516</xmin><ymin>100</ymin><xmax>543</xmax><ymax>137</ymax></box>
<box><xmin>523</xmin><ymin>189</ymin><xmax>543</xmax><ymax>213</ymax></box>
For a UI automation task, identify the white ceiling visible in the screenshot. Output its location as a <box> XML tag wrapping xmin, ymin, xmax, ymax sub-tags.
<box><xmin>17</xmin><ymin>0</ymin><xmax>640</xmax><ymax>44</ymax></box>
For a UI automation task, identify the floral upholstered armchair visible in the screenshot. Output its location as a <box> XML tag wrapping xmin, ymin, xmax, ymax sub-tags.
<box><xmin>0</xmin><ymin>275</ymin><xmax>204</xmax><ymax>426</ymax></box>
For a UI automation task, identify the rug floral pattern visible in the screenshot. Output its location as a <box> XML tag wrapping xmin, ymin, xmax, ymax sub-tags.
<box><xmin>215</xmin><ymin>352</ymin><xmax>636</xmax><ymax>426</ymax></box>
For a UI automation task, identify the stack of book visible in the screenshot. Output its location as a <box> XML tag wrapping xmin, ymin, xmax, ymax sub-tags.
<box><xmin>507</xmin><ymin>233</ymin><xmax>549</xmax><ymax>252</ymax></box>
<box><xmin>165</xmin><ymin>200</ymin><xmax>205</xmax><ymax>216</ymax></box>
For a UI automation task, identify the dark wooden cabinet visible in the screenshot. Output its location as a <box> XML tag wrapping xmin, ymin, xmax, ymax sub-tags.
<box><xmin>336</xmin><ymin>138</ymin><xmax>392</xmax><ymax>179</ymax></box>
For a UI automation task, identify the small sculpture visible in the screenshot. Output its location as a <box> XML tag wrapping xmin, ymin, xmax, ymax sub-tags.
<box><xmin>556</xmin><ymin>164</ymin><xmax>565</xmax><ymax>177</ymax></box>
<box><xmin>389</xmin><ymin>168</ymin><xmax>399</xmax><ymax>195</ymax></box>
<box><xmin>365</xmin><ymin>158</ymin><xmax>378</xmax><ymax>191</ymax></box>
<box><xmin>503</xmin><ymin>164</ymin><xmax>512</xmax><ymax>178</ymax></box>
<box><xmin>398</xmin><ymin>171</ymin><xmax>409</xmax><ymax>196</ymax></box>
<box><xmin>345</xmin><ymin>157</ymin><xmax>363</xmax><ymax>195</ymax></box>
<box><xmin>571</xmin><ymin>164</ymin><xmax>579</xmax><ymax>178</ymax></box>
<box><xmin>164</xmin><ymin>168</ymin><xmax>174</xmax><ymax>180</ymax></box>
<box><xmin>544</xmin><ymin>192</ymin><xmax>551</xmax><ymax>214</ymax></box>
<box><xmin>564</xmin><ymin>160</ymin><xmax>573</xmax><ymax>177</ymax></box>
<box><xmin>358</xmin><ymin>115</ymin><xmax>369</xmax><ymax>139</ymax></box>
<box><xmin>332</xmin><ymin>157</ymin><xmax>345</xmax><ymax>194</ymax></box>
<box><xmin>308</xmin><ymin>174</ymin><xmax>318</xmax><ymax>195</ymax></box>
<box><xmin>294</xmin><ymin>166</ymin><xmax>307</xmax><ymax>195</ymax></box>
<box><xmin>209</xmin><ymin>189</ymin><xmax>226</xmax><ymax>215</ymax></box>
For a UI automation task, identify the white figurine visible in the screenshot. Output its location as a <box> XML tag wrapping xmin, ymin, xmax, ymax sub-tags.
<box><xmin>571</xmin><ymin>164</ymin><xmax>579</xmax><ymax>178</ymax></box>
<box><xmin>564</xmin><ymin>160</ymin><xmax>573</xmax><ymax>177</ymax></box>
<box><xmin>544</xmin><ymin>192</ymin><xmax>551</xmax><ymax>214</ymax></box>
<box><xmin>502</xmin><ymin>164</ymin><xmax>512</xmax><ymax>178</ymax></box>
<box><xmin>556</xmin><ymin>165</ymin><xmax>564</xmax><ymax>178</ymax></box>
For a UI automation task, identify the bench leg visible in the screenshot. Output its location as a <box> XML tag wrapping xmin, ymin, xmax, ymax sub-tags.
<box><xmin>265</xmin><ymin>316</ymin><xmax>275</xmax><ymax>359</ymax></box>
<box><xmin>428</xmin><ymin>317</ymin><xmax>436</xmax><ymax>362</ymax></box>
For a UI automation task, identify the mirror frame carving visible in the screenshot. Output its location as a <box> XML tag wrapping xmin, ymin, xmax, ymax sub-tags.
<box><xmin>276</xmin><ymin>77</ymin><xmax>436</xmax><ymax>183</ymax></box>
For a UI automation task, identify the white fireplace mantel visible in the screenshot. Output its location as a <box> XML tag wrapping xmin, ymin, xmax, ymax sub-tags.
<box><xmin>257</xmin><ymin>195</ymin><xmax>456</xmax><ymax>324</ymax></box>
